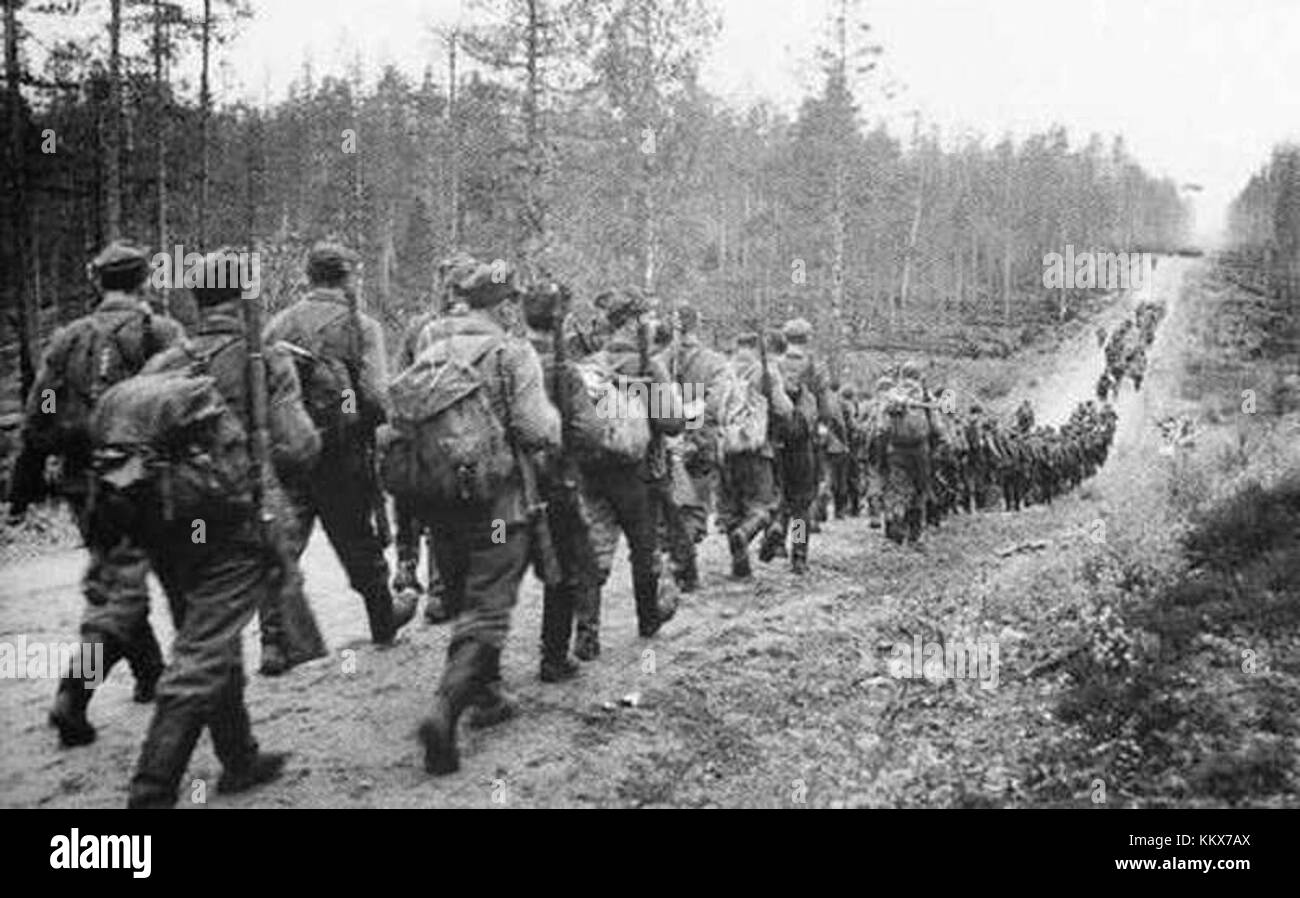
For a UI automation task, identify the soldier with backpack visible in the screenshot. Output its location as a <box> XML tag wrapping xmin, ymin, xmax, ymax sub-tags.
<box><xmin>520</xmin><ymin>281</ymin><xmax>606</xmax><ymax>682</ymax></box>
<box><xmin>390</xmin><ymin>252</ymin><xmax>477</xmax><ymax>626</ymax></box>
<box><xmin>393</xmin><ymin>261</ymin><xmax>560</xmax><ymax>775</ymax></box>
<box><xmin>6</xmin><ymin>241</ymin><xmax>186</xmax><ymax>748</ymax></box>
<box><xmin>718</xmin><ymin>332</ymin><xmax>792</xmax><ymax>578</ymax></box>
<box><xmin>262</xmin><ymin>242</ymin><xmax>414</xmax><ymax>669</ymax></box>
<box><xmin>760</xmin><ymin>318</ymin><xmax>828</xmax><ymax>574</ymax></box>
<box><xmin>570</xmin><ymin>288</ymin><xmax>682</xmax><ymax>662</ymax></box>
<box><xmin>880</xmin><ymin>361</ymin><xmax>937</xmax><ymax>545</ymax></box>
<box><xmin>668</xmin><ymin>304</ymin><xmax>728</xmax><ymax>553</ymax></box>
<box><xmin>101</xmin><ymin>249</ymin><xmax>321</xmax><ymax>807</ymax></box>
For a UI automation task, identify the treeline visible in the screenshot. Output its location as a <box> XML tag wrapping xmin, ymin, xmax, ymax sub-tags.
<box><xmin>2</xmin><ymin>0</ymin><xmax>1192</xmax><ymax>399</ymax></box>
<box><xmin>1226</xmin><ymin>143</ymin><xmax>1300</xmax><ymax>300</ymax></box>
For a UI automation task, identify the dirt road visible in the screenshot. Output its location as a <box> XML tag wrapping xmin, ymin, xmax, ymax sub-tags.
<box><xmin>0</xmin><ymin>260</ymin><xmax>1193</xmax><ymax>808</ymax></box>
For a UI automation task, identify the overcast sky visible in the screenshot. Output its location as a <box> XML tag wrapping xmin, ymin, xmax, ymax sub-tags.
<box><xmin>34</xmin><ymin>0</ymin><xmax>1300</xmax><ymax>240</ymax></box>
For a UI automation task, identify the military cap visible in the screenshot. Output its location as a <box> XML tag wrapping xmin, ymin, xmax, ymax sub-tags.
<box><xmin>735</xmin><ymin>332</ymin><xmax>760</xmax><ymax>349</ymax></box>
<box><xmin>595</xmin><ymin>287</ymin><xmax>650</xmax><ymax>330</ymax></box>
<box><xmin>455</xmin><ymin>259</ymin><xmax>520</xmax><ymax>309</ymax></box>
<box><xmin>899</xmin><ymin>360</ymin><xmax>923</xmax><ymax>381</ymax></box>
<box><xmin>782</xmin><ymin>317</ymin><xmax>813</xmax><ymax>343</ymax></box>
<box><xmin>306</xmin><ymin>241</ymin><xmax>361</xmax><ymax>285</ymax></box>
<box><xmin>874</xmin><ymin>375</ymin><xmax>895</xmax><ymax>393</ymax></box>
<box><xmin>91</xmin><ymin>240</ymin><xmax>150</xmax><ymax>276</ymax></box>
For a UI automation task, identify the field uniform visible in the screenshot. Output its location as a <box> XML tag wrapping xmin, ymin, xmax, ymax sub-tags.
<box><xmin>263</xmin><ymin>244</ymin><xmax>411</xmax><ymax>654</ymax></box>
<box><xmin>128</xmin><ymin>264</ymin><xmax>321</xmax><ymax>807</ymax></box>
<box><xmin>7</xmin><ymin>242</ymin><xmax>186</xmax><ymax>747</ymax></box>
<box><xmin>415</xmin><ymin>265</ymin><xmax>562</xmax><ymax>775</ymax></box>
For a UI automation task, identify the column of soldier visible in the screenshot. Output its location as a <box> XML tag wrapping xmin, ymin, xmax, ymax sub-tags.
<box><xmin>6</xmin><ymin>239</ymin><xmax>1126</xmax><ymax>807</ymax></box>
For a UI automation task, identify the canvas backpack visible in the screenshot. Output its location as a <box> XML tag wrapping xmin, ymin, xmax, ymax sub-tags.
<box><xmin>280</xmin><ymin>309</ymin><xmax>359</xmax><ymax>451</ymax></box>
<box><xmin>379</xmin><ymin>335</ymin><xmax>515</xmax><ymax>510</ymax></box>
<box><xmin>33</xmin><ymin>310</ymin><xmax>154</xmax><ymax>459</ymax></box>
<box><xmin>88</xmin><ymin>338</ymin><xmax>256</xmax><ymax>544</ymax></box>
<box><xmin>573</xmin><ymin>353</ymin><xmax>652</xmax><ymax>465</ymax></box>
<box><xmin>884</xmin><ymin>389</ymin><xmax>931</xmax><ymax>449</ymax></box>
<box><xmin>716</xmin><ymin>364</ymin><xmax>769</xmax><ymax>456</ymax></box>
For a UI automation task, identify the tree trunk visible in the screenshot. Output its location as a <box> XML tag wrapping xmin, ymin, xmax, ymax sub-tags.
<box><xmin>447</xmin><ymin>29</ymin><xmax>459</xmax><ymax>250</ymax></box>
<box><xmin>5</xmin><ymin>0</ymin><xmax>35</xmax><ymax>398</ymax></box>
<box><xmin>198</xmin><ymin>0</ymin><xmax>211</xmax><ymax>244</ymax></box>
<box><xmin>153</xmin><ymin>0</ymin><xmax>169</xmax><ymax>310</ymax></box>
<box><xmin>105</xmin><ymin>0</ymin><xmax>123</xmax><ymax>240</ymax></box>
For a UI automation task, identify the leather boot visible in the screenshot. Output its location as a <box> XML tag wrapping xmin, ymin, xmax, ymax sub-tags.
<box><xmin>49</xmin><ymin>636</ymin><xmax>125</xmax><ymax>747</ymax></box>
<box><xmin>127</xmin><ymin>626</ymin><xmax>164</xmax><ymax>703</ymax></box>
<box><xmin>49</xmin><ymin>676</ymin><xmax>97</xmax><ymax>748</ymax></box>
<box><xmin>362</xmin><ymin>582</ymin><xmax>411</xmax><ymax>645</ymax></box>
<box><xmin>127</xmin><ymin>703</ymin><xmax>204</xmax><ymax>808</ymax></box>
<box><xmin>210</xmin><ymin>669</ymin><xmax>289</xmax><ymax>796</ymax></box>
<box><xmin>468</xmin><ymin>646</ymin><xmax>518</xmax><ymax>729</ymax></box>
<box><xmin>418</xmin><ymin>640</ymin><xmax>485</xmax><ymax>776</ymax></box>
<box><xmin>540</xmin><ymin>583</ymin><xmax>580</xmax><ymax>683</ymax></box>
<box><xmin>729</xmin><ymin>528</ymin><xmax>752</xmax><ymax>579</ymax></box>
<box><xmin>572</xmin><ymin>581</ymin><xmax>602</xmax><ymax>661</ymax></box>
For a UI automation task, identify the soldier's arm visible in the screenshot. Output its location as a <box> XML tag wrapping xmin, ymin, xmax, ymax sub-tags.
<box><xmin>504</xmin><ymin>341</ymin><xmax>561</xmax><ymax>453</ymax></box>
<box><xmin>265</xmin><ymin>343</ymin><xmax>323</xmax><ymax>478</ymax></box>
<box><xmin>357</xmin><ymin>315</ymin><xmax>391</xmax><ymax>425</ymax></box>
<box><xmin>8</xmin><ymin>330</ymin><xmax>73</xmax><ymax>513</ymax></box>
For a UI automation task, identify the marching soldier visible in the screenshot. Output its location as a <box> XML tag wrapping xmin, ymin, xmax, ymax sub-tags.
<box><xmin>521</xmin><ymin>282</ymin><xmax>605</xmax><ymax>683</ymax></box>
<box><xmin>391</xmin><ymin>252</ymin><xmax>477</xmax><ymax>626</ymax></box>
<box><xmin>649</xmin><ymin>318</ymin><xmax>702</xmax><ymax>593</ymax></box>
<box><xmin>880</xmin><ymin>361</ymin><xmax>935</xmax><ymax>545</ymax></box>
<box><xmin>761</xmin><ymin>317</ymin><xmax>828</xmax><ymax>574</ymax></box>
<box><xmin>128</xmin><ymin>249</ymin><xmax>321</xmax><ymax>807</ymax></box>
<box><xmin>8</xmin><ymin>241</ymin><xmax>185</xmax><ymax>747</ymax></box>
<box><xmin>415</xmin><ymin>261</ymin><xmax>562</xmax><ymax>775</ymax></box>
<box><xmin>719</xmin><ymin>333</ymin><xmax>792</xmax><ymax>578</ymax></box>
<box><xmin>662</xmin><ymin>303</ymin><xmax>728</xmax><ymax>587</ymax></box>
<box><xmin>860</xmin><ymin>375</ymin><xmax>893</xmax><ymax>528</ymax></box>
<box><xmin>573</xmin><ymin>288</ymin><xmax>682</xmax><ymax>661</ymax></box>
<box><xmin>263</xmin><ymin>242</ymin><xmax>414</xmax><ymax>667</ymax></box>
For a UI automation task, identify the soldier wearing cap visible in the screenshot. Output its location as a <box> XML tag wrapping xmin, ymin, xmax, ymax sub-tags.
<box><xmin>262</xmin><ymin>241</ymin><xmax>413</xmax><ymax>670</ymax></box>
<box><xmin>665</xmin><ymin>304</ymin><xmax>727</xmax><ymax>551</ymax></box>
<box><xmin>649</xmin><ymin>302</ymin><xmax>721</xmax><ymax>593</ymax></box>
<box><xmin>719</xmin><ymin>332</ymin><xmax>793</xmax><ymax>578</ymax></box>
<box><xmin>389</xmin><ymin>252</ymin><xmax>479</xmax><ymax>628</ymax></box>
<box><xmin>126</xmin><ymin>248</ymin><xmax>321</xmax><ymax>807</ymax></box>
<box><xmin>520</xmin><ymin>281</ymin><xmax>605</xmax><ymax>682</ymax></box>
<box><xmin>415</xmin><ymin>259</ymin><xmax>562</xmax><ymax>775</ymax></box>
<box><xmin>7</xmin><ymin>240</ymin><xmax>186</xmax><ymax>748</ymax></box>
<box><xmin>760</xmin><ymin>316</ymin><xmax>830</xmax><ymax>574</ymax></box>
<box><xmin>570</xmin><ymin>287</ymin><xmax>682</xmax><ymax>662</ymax></box>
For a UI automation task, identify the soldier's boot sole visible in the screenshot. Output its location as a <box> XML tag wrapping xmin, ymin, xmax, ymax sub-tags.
<box><xmin>217</xmin><ymin>751</ymin><xmax>289</xmax><ymax>796</ymax></box>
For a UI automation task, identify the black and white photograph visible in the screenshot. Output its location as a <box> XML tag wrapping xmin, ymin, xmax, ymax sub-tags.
<box><xmin>0</xmin><ymin>0</ymin><xmax>1295</xmax><ymax>839</ymax></box>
